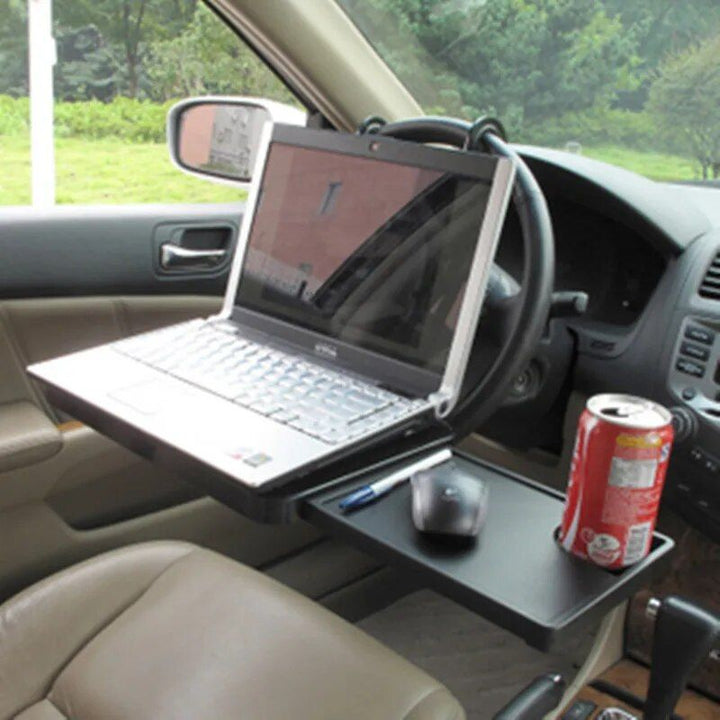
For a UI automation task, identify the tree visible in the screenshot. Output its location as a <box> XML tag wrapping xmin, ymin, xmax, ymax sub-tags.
<box><xmin>0</xmin><ymin>0</ymin><xmax>28</xmax><ymax>96</ymax></box>
<box><xmin>145</xmin><ymin>3</ymin><xmax>297</xmax><ymax>104</ymax></box>
<box><xmin>54</xmin><ymin>0</ymin><xmax>198</xmax><ymax>98</ymax></box>
<box><xmin>340</xmin><ymin>0</ymin><xmax>639</xmax><ymax>135</ymax></box>
<box><xmin>605</xmin><ymin>0</ymin><xmax>720</xmax><ymax>110</ymax></box>
<box><xmin>55</xmin><ymin>25</ymin><xmax>119</xmax><ymax>101</ymax></box>
<box><xmin>648</xmin><ymin>33</ymin><xmax>720</xmax><ymax>179</ymax></box>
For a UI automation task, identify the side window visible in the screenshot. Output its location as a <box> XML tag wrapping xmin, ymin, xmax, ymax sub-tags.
<box><xmin>0</xmin><ymin>1</ymin><xmax>304</xmax><ymax>206</ymax></box>
<box><xmin>0</xmin><ymin>1</ymin><xmax>30</xmax><ymax>205</ymax></box>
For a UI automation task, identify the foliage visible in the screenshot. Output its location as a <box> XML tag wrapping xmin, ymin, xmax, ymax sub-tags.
<box><xmin>54</xmin><ymin>96</ymin><xmax>174</xmax><ymax>141</ymax></box>
<box><xmin>648</xmin><ymin>33</ymin><xmax>720</xmax><ymax>179</ymax></box>
<box><xmin>0</xmin><ymin>133</ymin><xmax>696</xmax><ymax>206</ymax></box>
<box><xmin>0</xmin><ymin>94</ymin><xmax>29</xmax><ymax>135</ymax></box>
<box><xmin>0</xmin><ymin>94</ymin><xmax>663</xmax><ymax>156</ymax></box>
<box><xmin>54</xmin><ymin>0</ymin><xmax>199</xmax><ymax>98</ymax></box>
<box><xmin>0</xmin><ymin>0</ymin><xmax>28</xmax><ymax>96</ymax></box>
<box><xmin>55</xmin><ymin>24</ymin><xmax>121</xmax><ymax>102</ymax></box>
<box><xmin>525</xmin><ymin>109</ymin><xmax>662</xmax><ymax>153</ymax></box>
<box><xmin>0</xmin><ymin>0</ymin><xmax>295</xmax><ymax>103</ymax></box>
<box><xmin>337</xmin><ymin>0</ymin><xmax>720</xmax><ymax>177</ymax></box>
<box><xmin>144</xmin><ymin>3</ymin><xmax>297</xmax><ymax>104</ymax></box>
<box><xmin>2</xmin><ymin>0</ymin><xmax>720</xmax><ymax>187</ymax></box>
<box><xmin>0</xmin><ymin>95</ymin><xmax>172</xmax><ymax>142</ymax></box>
<box><xmin>340</xmin><ymin>0</ymin><xmax>640</xmax><ymax>131</ymax></box>
<box><xmin>604</xmin><ymin>0</ymin><xmax>720</xmax><ymax>109</ymax></box>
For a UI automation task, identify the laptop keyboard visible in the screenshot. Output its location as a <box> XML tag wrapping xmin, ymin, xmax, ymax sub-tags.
<box><xmin>114</xmin><ymin>321</ymin><xmax>428</xmax><ymax>445</ymax></box>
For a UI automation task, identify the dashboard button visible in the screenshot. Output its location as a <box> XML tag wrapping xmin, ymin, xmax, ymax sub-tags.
<box><xmin>676</xmin><ymin>358</ymin><xmax>705</xmax><ymax>377</ymax></box>
<box><xmin>680</xmin><ymin>342</ymin><xmax>710</xmax><ymax>361</ymax></box>
<box><xmin>681</xmin><ymin>387</ymin><xmax>697</xmax><ymax>400</ymax></box>
<box><xmin>685</xmin><ymin>325</ymin><xmax>714</xmax><ymax>345</ymax></box>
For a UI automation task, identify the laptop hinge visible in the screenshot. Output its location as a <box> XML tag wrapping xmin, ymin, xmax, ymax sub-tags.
<box><xmin>428</xmin><ymin>389</ymin><xmax>454</xmax><ymax>420</ymax></box>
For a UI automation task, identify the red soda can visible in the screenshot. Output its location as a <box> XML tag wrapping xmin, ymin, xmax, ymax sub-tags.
<box><xmin>559</xmin><ymin>394</ymin><xmax>673</xmax><ymax>569</ymax></box>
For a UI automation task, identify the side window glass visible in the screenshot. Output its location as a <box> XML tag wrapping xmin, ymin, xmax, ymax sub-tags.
<box><xmin>0</xmin><ymin>1</ymin><xmax>30</xmax><ymax>204</ymax></box>
<box><xmin>0</xmin><ymin>1</ymin><xmax>304</xmax><ymax>206</ymax></box>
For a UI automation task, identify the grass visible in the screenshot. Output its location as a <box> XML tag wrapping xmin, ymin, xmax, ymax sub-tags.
<box><xmin>0</xmin><ymin>135</ymin><xmax>245</xmax><ymax>205</ymax></box>
<box><xmin>0</xmin><ymin>135</ymin><xmax>702</xmax><ymax>206</ymax></box>
<box><xmin>0</xmin><ymin>135</ymin><xmax>32</xmax><ymax>205</ymax></box>
<box><xmin>582</xmin><ymin>145</ymin><xmax>698</xmax><ymax>182</ymax></box>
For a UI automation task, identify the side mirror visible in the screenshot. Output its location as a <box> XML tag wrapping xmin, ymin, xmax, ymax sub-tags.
<box><xmin>167</xmin><ymin>97</ymin><xmax>306</xmax><ymax>185</ymax></box>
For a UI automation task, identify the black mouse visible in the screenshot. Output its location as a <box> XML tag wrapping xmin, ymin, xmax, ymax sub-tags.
<box><xmin>411</xmin><ymin>463</ymin><xmax>489</xmax><ymax>537</ymax></box>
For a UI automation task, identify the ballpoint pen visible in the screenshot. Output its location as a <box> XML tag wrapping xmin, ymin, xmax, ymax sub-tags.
<box><xmin>339</xmin><ymin>448</ymin><xmax>453</xmax><ymax>512</ymax></box>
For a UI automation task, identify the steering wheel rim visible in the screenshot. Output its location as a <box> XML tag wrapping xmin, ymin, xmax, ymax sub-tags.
<box><xmin>372</xmin><ymin>116</ymin><xmax>555</xmax><ymax>437</ymax></box>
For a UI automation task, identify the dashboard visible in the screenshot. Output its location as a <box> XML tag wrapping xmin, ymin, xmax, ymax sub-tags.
<box><xmin>496</xmin><ymin>192</ymin><xmax>667</xmax><ymax>327</ymax></box>
<box><xmin>487</xmin><ymin>146</ymin><xmax>720</xmax><ymax>542</ymax></box>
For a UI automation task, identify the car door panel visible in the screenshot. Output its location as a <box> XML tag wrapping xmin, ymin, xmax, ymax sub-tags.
<box><xmin>0</xmin><ymin>295</ymin><xmax>222</xmax><ymax>509</ymax></box>
<box><xmin>0</xmin><ymin>205</ymin><xmax>326</xmax><ymax>600</ymax></box>
<box><xmin>0</xmin><ymin>295</ymin><xmax>222</xmax><ymax>417</ymax></box>
<box><xmin>0</xmin><ymin>204</ymin><xmax>243</xmax><ymax>298</ymax></box>
<box><xmin>0</xmin><ymin>490</ymin><xmax>321</xmax><ymax>602</ymax></box>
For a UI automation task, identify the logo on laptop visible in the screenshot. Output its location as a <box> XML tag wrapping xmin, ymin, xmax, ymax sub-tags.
<box><xmin>224</xmin><ymin>445</ymin><xmax>272</xmax><ymax>467</ymax></box>
<box><xmin>314</xmin><ymin>342</ymin><xmax>338</xmax><ymax>360</ymax></box>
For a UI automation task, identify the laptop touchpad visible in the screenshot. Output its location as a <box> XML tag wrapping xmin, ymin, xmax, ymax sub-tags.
<box><xmin>109</xmin><ymin>380</ymin><xmax>181</xmax><ymax>415</ymax></box>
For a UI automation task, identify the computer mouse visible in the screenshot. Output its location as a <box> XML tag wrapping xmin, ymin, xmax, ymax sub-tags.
<box><xmin>411</xmin><ymin>463</ymin><xmax>488</xmax><ymax>537</ymax></box>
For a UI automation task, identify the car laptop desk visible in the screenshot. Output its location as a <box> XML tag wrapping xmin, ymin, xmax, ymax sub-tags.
<box><xmin>30</xmin><ymin>123</ymin><xmax>674</xmax><ymax>653</ymax></box>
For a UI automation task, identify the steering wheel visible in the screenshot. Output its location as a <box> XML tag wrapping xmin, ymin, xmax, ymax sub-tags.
<box><xmin>364</xmin><ymin>116</ymin><xmax>555</xmax><ymax>437</ymax></box>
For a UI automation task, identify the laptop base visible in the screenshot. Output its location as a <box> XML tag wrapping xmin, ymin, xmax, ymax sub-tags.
<box><xmin>39</xmin><ymin>374</ymin><xmax>452</xmax><ymax>523</ymax></box>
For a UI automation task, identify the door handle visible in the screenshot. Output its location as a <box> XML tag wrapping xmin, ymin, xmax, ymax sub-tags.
<box><xmin>160</xmin><ymin>244</ymin><xmax>228</xmax><ymax>270</ymax></box>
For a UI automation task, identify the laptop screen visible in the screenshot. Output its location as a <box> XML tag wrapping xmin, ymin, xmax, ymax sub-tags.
<box><xmin>233</xmin><ymin>138</ymin><xmax>494</xmax><ymax>374</ymax></box>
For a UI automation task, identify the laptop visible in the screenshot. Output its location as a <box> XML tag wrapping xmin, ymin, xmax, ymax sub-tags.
<box><xmin>29</xmin><ymin>123</ymin><xmax>515</xmax><ymax>491</ymax></box>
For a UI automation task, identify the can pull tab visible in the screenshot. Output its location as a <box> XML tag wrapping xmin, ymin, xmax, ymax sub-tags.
<box><xmin>601</xmin><ymin>403</ymin><xmax>643</xmax><ymax>418</ymax></box>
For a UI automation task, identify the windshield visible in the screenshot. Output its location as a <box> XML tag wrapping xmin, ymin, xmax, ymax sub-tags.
<box><xmin>337</xmin><ymin>0</ymin><xmax>720</xmax><ymax>184</ymax></box>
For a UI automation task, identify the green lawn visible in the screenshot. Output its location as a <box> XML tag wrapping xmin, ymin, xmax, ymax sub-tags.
<box><xmin>0</xmin><ymin>135</ymin><xmax>245</xmax><ymax>205</ymax></box>
<box><xmin>0</xmin><ymin>135</ymin><xmax>700</xmax><ymax>206</ymax></box>
<box><xmin>583</xmin><ymin>145</ymin><xmax>698</xmax><ymax>182</ymax></box>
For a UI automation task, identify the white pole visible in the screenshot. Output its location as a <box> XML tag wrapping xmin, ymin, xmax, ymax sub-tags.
<box><xmin>28</xmin><ymin>0</ymin><xmax>56</xmax><ymax>207</ymax></box>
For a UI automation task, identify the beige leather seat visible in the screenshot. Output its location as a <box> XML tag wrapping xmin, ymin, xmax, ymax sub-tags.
<box><xmin>0</xmin><ymin>541</ymin><xmax>464</xmax><ymax>720</ymax></box>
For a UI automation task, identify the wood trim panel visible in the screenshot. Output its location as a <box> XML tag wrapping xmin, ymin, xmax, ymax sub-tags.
<box><xmin>625</xmin><ymin>509</ymin><xmax>720</xmax><ymax>701</ymax></box>
<box><xmin>57</xmin><ymin>420</ymin><xmax>84</xmax><ymax>433</ymax></box>
<box><xmin>560</xmin><ymin>659</ymin><xmax>720</xmax><ymax>719</ymax></box>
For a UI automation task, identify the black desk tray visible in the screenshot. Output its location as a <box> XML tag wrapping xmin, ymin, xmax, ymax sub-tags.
<box><xmin>303</xmin><ymin>449</ymin><xmax>675</xmax><ymax>651</ymax></box>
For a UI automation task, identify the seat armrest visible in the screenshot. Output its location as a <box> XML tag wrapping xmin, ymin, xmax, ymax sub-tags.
<box><xmin>0</xmin><ymin>401</ymin><xmax>62</xmax><ymax>473</ymax></box>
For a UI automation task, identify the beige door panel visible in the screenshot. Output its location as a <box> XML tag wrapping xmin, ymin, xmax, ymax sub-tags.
<box><xmin>118</xmin><ymin>296</ymin><xmax>222</xmax><ymax>335</ymax></box>
<box><xmin>0</xmin><ymin>425</ymin><xmax>187</xmax><ymax>511</ymax></box>
<box><xmin>0</xmin><ymin>296</ymin><xmax>222</xmax><ymax>514</ymax></box>
<box><xmin>0</xmin><ymin>496</ymin><xmax>321</xmax><ymax>602</ymax></box>
<box><xmin>0</xmin><ymin>295</ymin><xmax>222</xmax><ymax>418</ymax></box>
<box><xmin>0</xmin><ymin>297</ymin><xmax>213</xmax><ymax>513</ymax></box>
<box><xmin>0</xmin><ymin>401</ymin><xmax>62</xmax><ymax>476</ymax></box>
<box><xmin>0</xmin><ymin>295</ymin><xmax>323</xmax><ymax>600</ymax></box>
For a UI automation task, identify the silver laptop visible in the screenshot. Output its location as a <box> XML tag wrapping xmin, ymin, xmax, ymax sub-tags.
<box><xmin>29</xmin><ymin>124</ymin><xmax>515</xmax><ymax>490</ymax></box>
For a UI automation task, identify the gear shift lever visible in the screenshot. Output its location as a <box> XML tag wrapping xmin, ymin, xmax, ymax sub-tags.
<box><xmin>643</xmin><ymin>595</ymin><xmax>720</xmax><ymax>720</ymax></box>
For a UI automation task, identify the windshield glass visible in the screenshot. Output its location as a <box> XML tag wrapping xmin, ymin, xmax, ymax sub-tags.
<box><xmin>337</xmin><ymin>0</ymin><xmax>720</xmax><ymax>184</ymax></box>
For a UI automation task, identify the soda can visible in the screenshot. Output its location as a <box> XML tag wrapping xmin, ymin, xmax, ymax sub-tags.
<box><xmin>559</xmin><ymin>394</ymin><xmax>673</xmax><ymax>569</ymax></box>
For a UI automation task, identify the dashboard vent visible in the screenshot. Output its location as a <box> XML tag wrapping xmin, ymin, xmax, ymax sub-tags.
<box><xmin>699</xmin><ymin>251</ymin><xmax>720</xmax><ymax>300</ymax></box>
